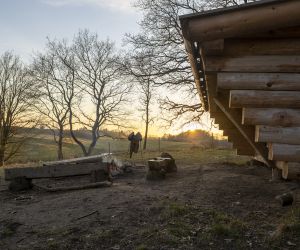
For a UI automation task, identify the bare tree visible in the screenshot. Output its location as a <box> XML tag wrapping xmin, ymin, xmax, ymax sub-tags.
<box><xmin>50</xmin><ymin>30</ymin><xmax>132</xmax><ymax>156</ymax></box>
<box><xmin>127</xmin><ymin>0</ymin><xmax>256</xmax><ymax>127</ymax></box>
<box><xmin>0</xmin><ymin>52</ymin><xmax>38</xmax><ymax>165</ymax></box>
<box><xmin>124</xmin><ymin>50</ymin><xmax>156</xmax><ymax>150</ymax></box>
<box><xmin>32</xmin><ymin>44</ymin><xmax>75</xmax><ymax>160</ymax></box>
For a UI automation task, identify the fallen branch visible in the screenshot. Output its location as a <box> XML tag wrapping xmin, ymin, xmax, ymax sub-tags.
<box><xmin>73</xmin><ymin>210</ymin><xmax>98</xmax><ymax>221</ymax></box>
<box><xmin>34</xmin><ymin>181</ymin><xmax>112</xmax><ymax>192</ymax></box>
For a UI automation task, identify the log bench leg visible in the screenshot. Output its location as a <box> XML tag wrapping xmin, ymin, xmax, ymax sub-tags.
<box><xmin>9</xmin><ymin>177</ymin><xmax>33</xmax><ymax>191</ymax></box>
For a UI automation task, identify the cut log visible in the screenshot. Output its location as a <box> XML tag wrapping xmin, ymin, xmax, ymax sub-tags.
<box><xmin>256</xmin><ymin>126</ymin><xmax>300</xmax><ymax>145</ymax></box>
<box><xmin>218</xmin><ymin>73</ymin><xmax>300</xmax><ymax>91</ymax></box>
<box><xmin>222</xmin><ymin>38</ymin><xmax>300</xmax><ymax>56</ymax></box>
<box><xmin>204</xmin><ymin>55</ymin><xmax>300</xmax><ymax>73</ymax></box>
<box><xmin>286</xmin><ymin>162</ymin><xmax>300</xmax><ymax>180</ymax></box>
<box><xmin>269</xmin><ymin>143</ymin><xmax>300</xmax><ymax>162</ymax></box>
<box><xmin>242</xmin><ymin>108</ymin><xmax>300</xmax><ymax>126</ymax></box>
<box><xmin>43</xmin><ymin>153</ymin><xmax>109</xmax><ymax>166</ymax></box>
<box><xmin>4</xmin><ymin>162</ymin><xmax>107</xmax><ymax>181</ymax></box>
<box><xmin>230</xmin><ymin>90</ymin><xmax>300</xmax><ymax>108</ymax></box>
<box><xmin>149</xmin><ymin>158</ymin><xmax>177</xmax><ymax>173</ymax></box>
<box><xmin>182</xmin><ymin>1</ymin><xmax>300</xmax><ymax>42</ymax></box>
<box><xmin>201</xmin><ymin>39</ymin><xmax>224</xmax><ymax>56</ymax></box>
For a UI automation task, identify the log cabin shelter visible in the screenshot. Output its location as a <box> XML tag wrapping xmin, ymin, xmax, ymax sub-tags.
<box><xmin>179</xmin><ymin>0</ymin><xmax>300</xmax><ymax>179</ymax></box>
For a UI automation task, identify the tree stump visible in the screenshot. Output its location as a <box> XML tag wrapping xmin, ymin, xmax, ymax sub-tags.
<box><xmin>9</xmin><ymin>177</ymin><xmax>33</xmax><ymax>191</ymax></box>
<box><xmin>155</xmin><ymin>157</ymin><xmax>177</xmax><ymax>173</ymax></box>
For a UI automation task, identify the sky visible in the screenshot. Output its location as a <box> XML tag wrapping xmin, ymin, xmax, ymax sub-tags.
<box><xmin>0</xmin><ymin>0</ymin><xmax>140</xmax><ymax>62</ymax></box>
<box><xmin>0</xmin><ymin>0</ymin><xmax>219</xmax><ymax>136</ymax></box>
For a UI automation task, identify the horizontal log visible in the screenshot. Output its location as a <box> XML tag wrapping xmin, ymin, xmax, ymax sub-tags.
<box><xmin>222</xmin><ymin>38</ymin><xmax>300</xmax><ymax>56</ymax></box>
<box><xmin>242</xmin><ymin>108</ymin><xmax>300</xmax><ymax>126</ymax></box>
<box><xmin>182</xmin><ymin>1</ymin><xmax>300</xmax><ymax>42</ymax></box>
<box><xmin>274</xmin><ymin>162</ymin><xmax>300</xmax><ymax>180</ymax></box>
<box><xmin>230</xmin><ymin>90</ymin><xmax>300</xmax><ymax>108</ymax></box>
<box><xmin>256</xmin><ymin>126</ymin><xmax>300</xmax><ymax>145</ymax></box>
<box><xmin>204</xmin><ymin>56</ymin><xmax>300</xmax><ymax>73</ymax></box>
<box><xmin>269</xmin><ymin>143</ymin><xmax>300</xmax><ymax>162</ymax></box>
<box><xmin>43</xmin><ymin>153</ymin><xmax>109</xmax><ymax>166</ymax></box>
<box><xmin>4</xmin><ymin>163</ymin><xmax>107</xmax><ymax>181</ymax></box>
<box><xmin>252</xmin><ymin>26</ymin><xmax>300</xmax><ymax>39</ymax></box>
<box><xmin>218</xmin><ymin>73</ymin><xmax>300</xmax><ymax>90</ymax></box>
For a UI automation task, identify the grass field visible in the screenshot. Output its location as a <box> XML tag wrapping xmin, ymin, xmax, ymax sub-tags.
<box><xmin>5</xmin><ymin>135</ymin><xmax>250</xmax><ymax>166</ymax></box>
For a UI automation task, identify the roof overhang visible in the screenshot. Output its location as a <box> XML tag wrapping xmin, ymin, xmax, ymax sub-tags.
<box><xmin>179</xmin><ymin>0</ymin><xmax>300</xmax><ymax>111</ymax></box>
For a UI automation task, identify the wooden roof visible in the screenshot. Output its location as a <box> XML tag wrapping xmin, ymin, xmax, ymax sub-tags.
<box><xmin>180</xmin><ymin>0</ymin><xmax>300</xmax><ymax>43</ymax></box>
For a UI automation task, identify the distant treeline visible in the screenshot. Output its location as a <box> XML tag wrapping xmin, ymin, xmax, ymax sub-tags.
<box><xmin>19</xmin><ymin>127</ymin><xmax>128</xmax><ymax>140</ymax></box>
<box><xmin>162</xmin><ymin>129</ymin><xmax>212</xmax><ymax>142</ymax></box>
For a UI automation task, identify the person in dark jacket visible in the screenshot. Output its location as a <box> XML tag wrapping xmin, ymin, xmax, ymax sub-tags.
<box><xmin>128</xmin><ymin>132</ymin><xmax>143</xmax><ymax>158</ymax></box>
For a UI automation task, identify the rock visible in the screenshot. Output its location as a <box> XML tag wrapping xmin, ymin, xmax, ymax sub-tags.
<box><xmin>9</xmin><ymin>177</ymin><xmax>33</xmax><ymax>191</ymax></box>
<box><xmin>275</xmin><ymin>192</ymin><xmax>294</xmax><ymax>206</ymax></box>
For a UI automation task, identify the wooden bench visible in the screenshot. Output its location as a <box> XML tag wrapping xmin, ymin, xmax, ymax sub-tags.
<box><xmin>5</xmin><ymin>154</ymin><xmax>110</xmax><ymax>191</ymax></box>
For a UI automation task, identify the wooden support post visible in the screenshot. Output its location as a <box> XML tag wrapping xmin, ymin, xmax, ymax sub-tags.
<box><xmin>213</xmin><ymin>95</ymin><xmax>274</xmax><ymax>168</ymax></box>
<box><xmin>276</xmin><ymin>161</ymin><xmax>289</xmax><ymax>180</ymax></box>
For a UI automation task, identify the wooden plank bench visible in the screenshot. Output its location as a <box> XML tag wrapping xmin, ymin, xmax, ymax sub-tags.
<box><xmin>4</xmin><ymin>154</ymin><xmax>110</xmax><ymax>191</ymax></box>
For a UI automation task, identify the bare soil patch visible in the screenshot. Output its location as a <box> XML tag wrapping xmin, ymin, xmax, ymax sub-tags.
<box><xmin>1</xmin><ymin>163</ymin><xmax>299</xmax><ymax>250</ymax></box>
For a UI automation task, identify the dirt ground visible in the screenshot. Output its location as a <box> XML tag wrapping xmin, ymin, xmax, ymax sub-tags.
<box><xmin>1</xmin><ymin>162</ymin><xmax>299</xmax><ymax>250</ymax></box>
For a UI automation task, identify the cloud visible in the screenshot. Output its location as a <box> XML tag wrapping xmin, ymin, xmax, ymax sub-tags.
<box><xmin>41</xmin><ymin>0</ymin><xmax>134</xmax><ymax>12</ymax></box>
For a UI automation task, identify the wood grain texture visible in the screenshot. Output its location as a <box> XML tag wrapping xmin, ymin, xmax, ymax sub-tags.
<box><xmin>256</xmin><ymin>126</ymin><xmax>300</xmax><ymax>145</ymax></box>
<box><xmin>230</xmin><ymin>90</ymin><xmax>300</xmax><ymax>108</ymax></box>
<box><xmin>269</xmin><ymin>143</ymin><xmax>300</xmax><ymax>162</ymax></box>
<box><xmin>186</xmin><ymin>1</ymin><xmax>300</xmax><ymax>42</ymax></box>
<box><xmin>218</xmin><ymin>73</ymin><xmax>300</xmax><ymax>90</ymax></box>
<box><xmin>204</xmin><ymin>56</ymin><xmax>300</xmax><ymax>73</ymax></box>
<box><xmin>242</xmin><ymin>108</ymin><xmax>300</xmax><ymax>126</ymax></box>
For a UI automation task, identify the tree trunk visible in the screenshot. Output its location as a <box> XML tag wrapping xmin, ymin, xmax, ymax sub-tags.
<box><xmin>57</xmin><ymin>124</ymin><xmax>64</xmax><ymax>160</ymax></box>
<box><xmin>69</xmin><ymin>109</ymin><xmax>88</xmax><ymax>156</ymax></box>
<box><xmin>143</xmin><ymin>103</ymin><xmax>149</xmax><ymax>150</ymax></box>
<box><xmin>0</xmin><ymin>147</ymin><xmax>5</xmax><ymax>167</ymax></box>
